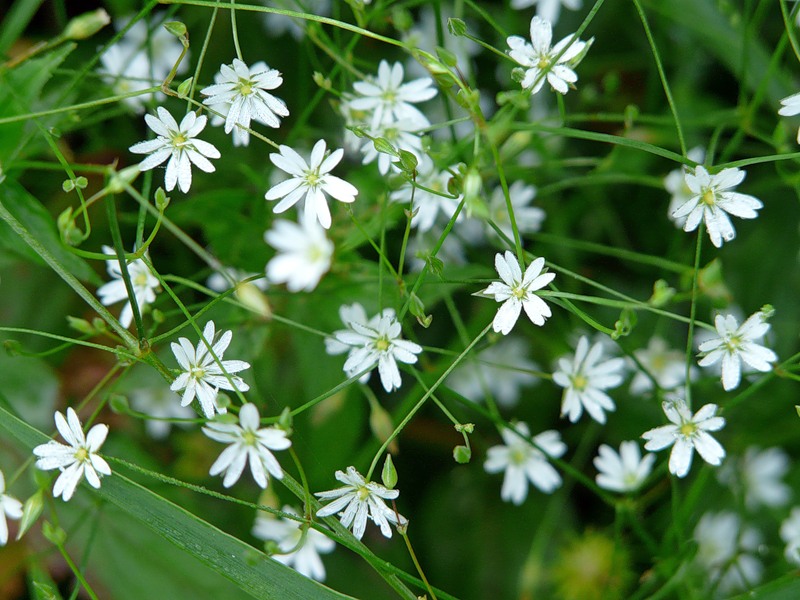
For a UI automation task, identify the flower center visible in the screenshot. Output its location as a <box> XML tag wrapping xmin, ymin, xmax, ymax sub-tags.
<box><xmin>172</xmin><ymin>133</ymin><xmax>188</xmax><ymax>147</ymax></box>
<box><xmin>723</xmin><ymin>334</ymin><xmax>742</xmax><ymax>354</ymax></box>
<box><xmin>304</xmin><ymin>170</ymin><xmax>321</xmax><ymax>188</ymax></box>
<box><xmin>243</xmin><ymin>429</ymin><xmax>257</xmax><ymax>446</ymax></box>
<box><xmin>571</xmin><ymin>374</ymin><xmax>588</xmax><ymax>391</ymax></box>
<box><xmin>190</xmin><ymin>366</ymin><xmax>206</xmax><ymax>380</ymax></box>
<box><xmin>538</xmin><ymin>55</ymin><xmax>552</xmax><ymax>70</ymax></box>
<box><xmin>701</xmin><ymin>188</ymin><xmax>716</xmax><ymax>206</ymax></box>
<box><xmin>357</xmin><ymin>485</ymin><xmax>371</xmax><ymax>501</ymax></box>
<box><xmin>74</xmin><ymin>447</ymin><xmax>89</xmax><ymax>462</ymax></box>
<box><xmin>238</xmin><ymin>79</ymin><xmax>253</xmax><ymax>96</ymax></box>
<box><xmin>382</xmin><ymin>89</ymin><xmax>397</xmax><ymax>104</ymax></box>
<box><xmin>679</xmin><ymin>422</ymin><xmax>696</xmax><ymax>437</ymax></box>
<box><xmin>134</xmin><ymin>271</ymin><xmax>150</xmax><ymax>287</ymax></box>
<box><xmin>512</xmin><ymin>285</ymin><xmax>527</xmax><ymax>300</ymax></box>
<box><xmin>375</xmin><ymin>336</ymin><xmax>391</xmax><ymax>352</ymax></box>
<box><xmin>510</xmin><ymin>447</ymin><xmax>528</xmax><ymax>465</ymax></box>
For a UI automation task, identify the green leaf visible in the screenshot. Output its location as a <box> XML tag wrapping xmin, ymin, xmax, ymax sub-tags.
<box><xmin>0</xmin><ymin>180</ymin><xmax>98</xmax><ymax>283</ymax></box>
<box><xmin>0</xmin><ymin>406</ymin><xmax>353</xmax><ymax>600</ymax></box>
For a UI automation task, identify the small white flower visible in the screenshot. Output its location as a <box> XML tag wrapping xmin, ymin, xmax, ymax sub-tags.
<box><xmin>96</xmin><ymin>245</ymin><xmax>159</xmax><ymax>329</ymax></box>
<box><xmin>325</xmin><ymin>303</ymin><xmax>423</xmax><ymax>392</ymax></box>
<box><xmin>642</xmin><ymin>399</ymin><xmax>726</xmax><ymax>478</ymax></box>
<box><xmin>129</xmin><ymin>107</ymin><xmax>221</xmax><ymax>193</ymax></box>
<box><xmin>718</xmin><ymin>446</ymin><xmax>791</xmax><ymax>510</ymax></box>
<box><xmin>552</xmin><ymin>336</ymin><xmax>625</xmax><ymax>424</ymax></box>
<box><xmin>507</xmin><ymin>16</ymin><xmax>588</xmax><ymax>95</ymax></box>
<box><xmin>484</xmin><ymin>422</ymin><xmax>566</xmax><ymax>504</ymax></box>
<box><xmin>358</xmin><ymin>119</ymin><xmax>426</xmax><ymax>176</ymax></box>
<box><xmin>487</xmin><ymin>180</ymin><xmax>545</xmax><ymax>240</ymax></box>
<box><xmin>33</xmin><ymin>408</ymin><xmax>111</xmax><ymax>502</ymax></box>
<box><xmin>170</xmin><ymin>320</ymin><xmax>251</xmax><ymax>419</ymax></box>
<box><xmin>347</xmin><ymin>60</ymin><xmax>437</xmax><ymax>128</ymax></box>
<box><xmin>265</xmin><ymin>139</ymin><xmax>358</xmax><ymax>229</ymax></box>
<box><xmin>315</xmin><ymin>466</ymin><xmax>406</xmax><ymax>540</ymax></box>
<box><xmin>252</xmin><ymin>506</ymin><xmax>335</xmax><ymax>581</ymax></box>
<box><xmin>778</xmin><ymin>92</ymin><xmax>800</xmax><ymax>143</ymax></box>
<box><xmin>129</xmin><ymin>385</ymin><xmax>196</xmax><ymax>439</ymax></box>
<box><xmin>629</xmin><ymin>336</ymin><xmax>695</xmax><ymax>395</ymax></box>
<box><xmin>698</xmin><ymin>311</ymin><xmax>777</xmax><ymax>391</ymax></box>
<box><xmin>0</xmin><ymin>470</ymin><xmax>23</xmax><ymax>545</ymax></box>
<box><xmin>202</xmin><ymin>403</ymin><xmax>290</xmax><ymax>488</ymax></box>
<box><xmin>389</xmin><ymin>157</ymin><xmax>461</xmax><ymax>233</ymax></box>
<box><xmin>593</xmin><ymin>441</ymin><xmax>654</xmax><ymax>493</ymax></box>
<box><xmin>694</xmin><ymin>512</ymin><xmax>763</xmax><ymax>596</ymax></box>
<box><xmin>201</xmin><ymin>58</ymin><xmax>289</xmax><ymax>142</ymax></box>
<box><xmin>780</xmin><ymin>507</ymin><xmax>800</xmax><ymax>565</ymax></box>
<box><xmin>447</xmin><ymin>338</ymin><xmax>540</xmax><ymax>408</ymax></box>
<box><xmin>510</xmin><ymin>0</ymin><xmax>583</xmax><ymax>25</ymax></box>
<box><xmin>671</xmin><ymin>166</ymin><xmax>763</xmax><ymax>248</ymax></box>
<box><xmin>665</xmin><ymin>147</ymin><xmax>706</xmax><ymax>228</ymax></box>
<box><xmin>264</xmin><ymin>213</ymin><xmax>333</xmax><ymax>292</ymax></box>
<box><xmin>477</xmin><ymin>251</ymin><xmax>555</xmax><ymax>335</ymax></box>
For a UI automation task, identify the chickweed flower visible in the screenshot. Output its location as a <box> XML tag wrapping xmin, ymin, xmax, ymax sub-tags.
<box><xmin>718</xmin><ymin>446</ymin><xmax>791</xmax><ymax>510</ymax></box>
<box><xmin>325</xmin><ymin>303</ymin><xmax>422</xmax><ymax>392</ymax></box>
<box><xmin>511</xmin><ymin>0</ymin><xmax>583</xmax><ymax>24</ymax></box>
<box><xmin>664</xmin><ymin>147</ymin><xmax>705</xmax><ymax>228</ymax></box>
<box><xmin>671</xmin><ymin>166</ymin><xmax>763</xmax><ymax>248</ymax></box>
<box><xmin>693</xmin><ymin>512</ymin><xmax>763</xmax><ymax>595</ymax></box>
<box><xmin>593</xmin><ymin>441</ymin><xmax>655</xmax><ymax>493</ymax></box>
<box><xmin>552</xmin><ymin>335</ymin><xmax>625</xmax><ymax>424</ymax></box>
<box><xmin>264</xmin><ymin>213</ymin><xmax>333</xmax><ymax>292</ymax></box>
<box><xmin>698</xmin><ymin>311</ymin><xmax>777</xmax><ymax>391</ymax></box>
<box><xmin>252</xmin><ymin>506</ymin><xmax>335</xmax><ymax>581</ymax></box>
<box><xmin>0</xmin><ymin>470</ymin><xmax>23</xmax><ymax>545</ymax></box>
<box><xmin>629</xmin><ymin>336</ymin><xmax>695</xmax><ymax>395</ymax></box>
<box><xmin>484</xmin><ymin>422</ymin><xmax>566</xmax><ymax>504</ymax></box>
<box><xmin>96</xmin><ymin>245</ymin><xmax>159</xmax><ymax>329</ymax></box>
<box><xmin>477</xmin><ymin>251</ymin><xmax>555</xmax><ymax>335</ymax></box>
<box><xmin>315</xmin><ymin>466</ymin><xmax>407</xmax><ymax>540</ymax></box>
<box><xmin>202</xmin><ymin>403</ymin><xmax>290</xmax><ymax>489</ymax></box>
<box><xmin>642</xmin><ymin>399</ymin><xmax>726</xmax><ymax>478</ymax></box>
<box><xmin>487</xmin><ymin>180</ymin><xmax>545</xmax><ymax>240</ymax></box>
<box><xmin>780</xmin><ymin>507</ymin><xmax>800</xmax><ymax>565</ymax></box>
<box><xmin>265</xmin><ymin>139</ymin><xmax>358</xmax><ymax>229</ymax></box>
<box><xmin>507</xmin><ymin>16</ymin><xmax>589</xmax><ymax>95</ymax></box>
<box><xmin>129</xmin><ymin>107</ymin><xmax>221</xmax><ymax>193</ymax></box>
<box><xmin>201</xmin><ymin>58</ymin><xmax>289</xmax><ymax>141</ymax></box>
<box><xmin>170</xmin><ymin>320</ymin><xmax>251</xmax><ymax>419</ymax></box>
<box><xmin>33</xmin><ymin>408</ymin><xmax>111</xmax><ymax>502</ymax></box>
<box><xmin>778</xmin><ymin>92</ymin><xmax>800</xmax><ymax>143</ymax></box>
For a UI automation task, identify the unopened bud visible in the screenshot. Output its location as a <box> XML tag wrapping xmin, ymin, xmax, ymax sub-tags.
<box><xmin>63</xmin><ymin>9</ymin><xmax>110</xmax><ymax>40</ymax></box>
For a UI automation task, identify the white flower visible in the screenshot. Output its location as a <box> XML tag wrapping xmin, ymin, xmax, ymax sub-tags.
<box><xmin>389</xmin><ymin>157</ymin><xmax>462</xmax><ymax>232</ymax></box>
<box><xmin>98</xmin><ymin>17</ymin><xmax>186</xmax><ymax>112</ymax></box>
<box><xmin>265</xmin><ymin>139</ymin><xmax>358</xmax><ymax>229</ymax></box>
<box><xmin>347</xmin><ymin>60</ymin><xmax>437</xmax><ymax>128</ymax></box>
<box><xmin>629</xmin><ymin>336</ymin><xmax>695</xmax><ymax>395</ymax></box>
<box><xmin>264</xmin><ymin>213</ymin><xmax>333</xmax><ymax>292</ymax></box>
<box><xmin>201</xmin><ymin>58</ymin><xmax>289</xmax><ymax>142</ymax></box>
<box><xmin>698</xmin><ymin>311</ymin><xmax>777</xmax><ymax>391</ymax></box>
<box><xmin>779</xmin><ymin>92</ymin><xmax>800</xmax><ymax>143</ymax></box>
<box><xmin>252</xmin><ymin>506</ymin><xmax>335</xmax><ymax>581</ymax></box>
<box><xmin>0</xmin><ymin>470</ymin><xmax>23</xmax><ymax>545</ymax></box>
<box><xmin>129</xmin><ymin>107</ymin><xmax>220</xmax><ymax>193</ymax></box>
<box><xmin>315</xmin><ymin>466</ymin><xmax>406</xmax><ymax>540</ymax></box>
<box><xmin>487</xmin><ymin>180</ymin><xmax>545</xmax><ymax>239</ymax></box>
<box><xmin>718</xmin><ymin>446</ymin><xmax>791</xmax><ymax>510</ymax></box>
<box><xmin>358</xmin><ymin>119</ymin><xmax>426</xmax><ymax>176</ymax></box>
<box><xmin>32</xmin><ymin>408</ymin><xmax>111</xmax><ymax>502</ymax></box>
<box><xmin>593</xmin><ymin>441</ymin><xmax>654</xmax><ymax>493</ymax></box>
<box><xmin>507</xmin><ymin>16</ymin><xmax>588</xmax><ymax>95</ymax></box>
<box><xmin>96</xmin><ymin>245</ymin><xmax>159</xmax><ymax>329</ymax></box>
<box><xmin>447</xmin><ymin>337</ymin><xmax>540</xmax><ymax>408</ymax></box>
<box><xmin>780</xmin><ymin>507</ymin><xmax>800</xmax><ymax>565</ymax></box>
<box><xmin>484</xmin><ymin>422</ymin><xmax>566</xmax><ymax>504</ymax></box>
<box><xmin>130</xmin><ymin>385</ymin><xmax>196</xmax><ymax>439</ymax></box>
<box><xmin>694</xmin><ymin>512</ymin><xmax>763</xmax><ymax>596</ymax></box>
<box><xmin>510</xmin><ymin>0</ymin><xmax>583</xmax><ymax>25</ymax></box>
<box><xmin>202</xmin><ymin>403</ymin><xmax>290</xmax><ymax>488</ymax></box>
<box><xmin>477</xmin><ymin>251</ymin><xmax>556</xmax><ymax>335</ymax></box>
<box><xmin>642</xmin><ymin>399</ymin><xmax>726</xmax><ymax>478</ymax></box>
<box><xmin>325</xmin><ymin>303</ymin><xmax>422</xmax><ymax>392</ymax></box>
<box><xmin>552</xmin><ymin>335</ymin><xmax>625</xmax><ymax>424</ymax></box>
<box><xmin>671</xmin><ymin>166</ymin><xmax>763</xmax><ymax>248</ymax></box>
<box><xmin>170</xmin><ymin>320</ymin><xmax>251</xmax><ymax>419</ymax></box>
<box><xmin>665</xmin><ymin>147</ymin><xmax>706</xmax><ymax>228</ymax></box>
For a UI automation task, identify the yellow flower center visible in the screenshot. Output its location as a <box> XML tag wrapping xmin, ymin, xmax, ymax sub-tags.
<box><xmin>510</xmin><ymin>447</ymin><xmax>528</xmax><ymax>465</ymax></box>
<box><xmin>375</xmin><ymin>337</ymin><xmax>390</xmax><ymax>352</ymax></box>
<box><xmin>571</xmin><ymin>374</ymin><xmax>588</xmax><ymax>391</ymax></box>
<box><xmin>538</xmin><ymin>56</ymin><xmax>551</xmax><ymax>70</ymax></box>
<box><xmin>238</xmin><ymin>80</ymin><xmax>253</xmax><ymax>96</ymax></box>
<box><xmin>701</xmin><ymin>188</ymin><xmax>716</xmax><ymax>206</ymax></box>
<box><xmin>172</xmin><ymin>133</ymin><xmax>187</xmax><ymax>147</ymax></box>
<box><xmin>74</xmin><ymin>447</ymin><xmax>89</xmax><ymax>462</ymax></box>
<box><xmin>679</xmin><ymin>422</ymin><xmax>696</xmax><ymax>437</ymax></box>
<box><xmin>243</xmin><ymin>429</ymin><xmax>257</xmax><ymax>446</ymax></box>
<box><xmin>357</xmin><ymin>485</ymin><xmax>371</xmax><ymax>501</ymax></box>
<box><xmin>190</xmin><ymin>367</ymin><xmax>206</xmax><ymax>380</ymax></box>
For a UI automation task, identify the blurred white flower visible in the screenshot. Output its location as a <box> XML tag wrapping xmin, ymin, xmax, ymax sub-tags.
<box><xmin>33</xmin><ymin>408</ymin><xmax>111</xmax><ymax>502</ymax></box>
<box><xmin>511</xmin><ymin>0</ymin><xmax>583</xmax><ymax>25</ymax></box>
<box><xmin>698</xmin><ymin>311</ymin><xmax>777</xmax><ymax>391</ymax></box>
<box><xmin>265</xmin><ymin>139</ymin><xmax>358</xmax><ymax>229</ymax></box>
<box><xmin>552</xmin><ymin>335</ymin><xmax>625</xmax><ymax>424</ymax></box>
<box><xmin>718</xmin><ymin>446</ymin><xmax>791</xmax><ymax>510</ymax></box>
<box><xmin>202</xmin><ymin>403</ymin><xmax>290</xmax><ymax>488</ymax></box>
<box><xmin>170</xmin><ymin>320</ymin><xmax>251</xmax><ymax>419</ymax></box>
<box><xmin>357</xmin><ymin>119</ymin><xmax>426</xmax><ymax>176</ymax></box>
<box><xmin>487</xmin><ymin>180</ymin><xmax>545</xmax><ymax>240</ymax></box>
<box><xmin>130</xmin><ymin>385</ymin><xmax>195</xmax><ymax>439</ymax></box>
<box><xmin>129</xmin><ymin>107</ymin><xmax>221</xmax><ymax>193</ymax></box>
<box><xmin>0</xmin><ymin>470</ymin><xmax>23</xmax><ymax>545</ymax></box>
<box><xmin>694</xmin><ymin>512</ymin><xmax>763</xmax><ymax>596</ymax></box>
<box><xmin>780</xmin><ymin>507</ymin><xmax>800</xmax><ymax>565</ymax></box>
<box><xmin>629</xmin><ymin>336</ymin><xmax>695</xmax><ymax>395</ymax></box>
<box><xmin>477</xmin><ymin>251</ymin><xmax>555</xmax><ymax>335</ymax></box>
<box><xmin>315</xmin><ymin>466</ymin><xmax>406</xmax><ymax>540</ymax></box>
<box><xmin>778</xmin><ymin>92</ymin><xmax>800</xmax><ymax>143</ymax></box>
<box><xmin>593</xmin><ymin>441</ymin><xmax>654</xmax><ymax>493</ymax></box>
<box><xmin>672</xmin><ymin>166</ymin><xmax>762</xmax><ymax>248</ymax></box>
<box><xmin>664</xmin><ymin>147</ymin><xmax>705</xmax><ymax>228</ymax></box>
<box><xmin>264</xmin><ymin>213</ymin><xmax>333</xmax><ymax>292</ymax></box>
<box><xmin>252</xmin><ymin>506</ymin><xmax>335</xmax><ymax>581</ymax></box>
<box><xmin>485</xmin><ymin>422</ymin><xmax>566</xmax><ymax>504</ymax></box>
<box><xmin>642</xmin><ymin>399</ymin><xmax>725</xmax><ymax>478</ymax></box>
<box><xmin>390</xmin><ymin>158</ymin><xmax>462</xmax><ymax>232</ymax></box>
<box><xmin>96</xmin><ymin>245</ymin><xmax>159</xmax><ymax>329</ymax></box>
